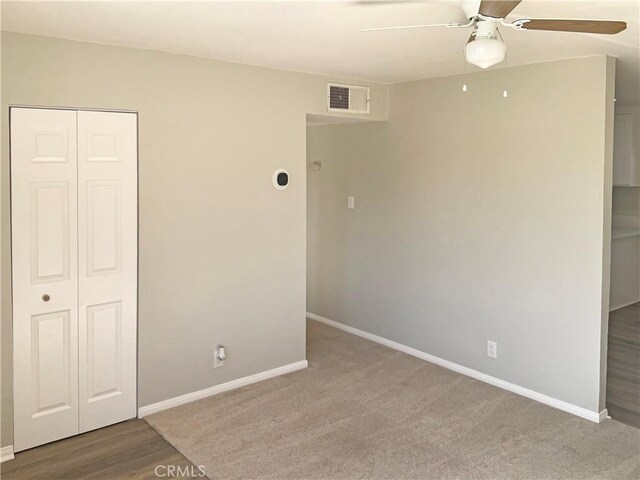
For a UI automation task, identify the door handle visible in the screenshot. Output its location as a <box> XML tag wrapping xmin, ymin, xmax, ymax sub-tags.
<box><xmin>42</xmin><ymin>294</ymin><xmax>50</xmax><ymax>302</ymax></box>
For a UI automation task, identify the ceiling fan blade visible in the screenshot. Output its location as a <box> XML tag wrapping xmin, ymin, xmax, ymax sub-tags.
<box><xmin>361</xmin><ymin>22</ymin><xmax>471</xmax><ymax>32</ymax></box>
<box><xmin>515</xmin><ymin>19</ymin><xmax>627</xmax><ymax>34</ymax></box>
<box><xmin>478</xmin><ymin>1</ymin><xmax>521</xmax><ymax>19</ymax></box>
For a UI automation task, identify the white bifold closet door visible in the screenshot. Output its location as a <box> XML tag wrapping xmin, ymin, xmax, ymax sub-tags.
<box><xmin>11</xmin><ymin>108</ymin><xmax>80</xmax><ymax>452</ymax></box>
<box><xmin>77</xmin><ymin>111</ymin><xmax>137</xmax><ymax>433</ymax></box>
<box><xmin>11</xmin><ymin>108</ymin><xmax>137</xmax><ymax>452</ymax></box>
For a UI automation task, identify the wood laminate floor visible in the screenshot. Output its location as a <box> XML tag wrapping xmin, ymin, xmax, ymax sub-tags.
<box><xmin>607</xmin><ymin>302</ymin><xmax>640</xmax><ymax>428</ymax></box>
<box><xmin>0</xmin><ymin>420</ymin><xmax>204</xmax><ymax>480</ymax></box>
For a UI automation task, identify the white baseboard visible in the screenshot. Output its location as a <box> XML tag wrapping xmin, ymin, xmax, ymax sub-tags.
<box><xmin>599</xmin><ymin>409</ymin><xmax>610</xmax><ymax>422</ymax></box>
<box><xmin>138</xmin><ymin>360</ymin><xmax>308</xmax><ymax>418</ymax></box>
<box><xmin>610</xmin><ymin>298</ymin><xmax>640</xmax><ymax>312</ymax></box>
<box><xmin>307</xmin><ymin>312</ymin><xmax>606</xmax><ymax>423</ymax></box>
<box><xmin>1</xmin><ymin>445</ymin><xmax>14</xmax><ymax>463</ymax></box>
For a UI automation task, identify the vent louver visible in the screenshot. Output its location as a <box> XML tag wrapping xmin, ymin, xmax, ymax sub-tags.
<box><xmin>327</xmin><ymin>83</ymin><xmax>370</xmax><ymax>114</ymax></box>
<box><xmin>329</xmin><ymin>86</ymin><xmax>350</xmax><ymax>110</ymax></box>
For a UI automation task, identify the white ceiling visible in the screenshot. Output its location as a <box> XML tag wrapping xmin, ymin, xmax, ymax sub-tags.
<box><xmin>2</xmin><ymin>0</ymin><xmax>639</xmax><ymax>104</ymax></box>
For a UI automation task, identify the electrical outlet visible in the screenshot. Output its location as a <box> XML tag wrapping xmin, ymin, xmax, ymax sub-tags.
<box><xmin>487</xmin><ymin>340</ymin><xmax>497</xmax><ymax>359</ymax></box>
<box><xmin>214</xmin><ymin>344</ymin><xmax>225</xmax><ymax>368</ymax></box>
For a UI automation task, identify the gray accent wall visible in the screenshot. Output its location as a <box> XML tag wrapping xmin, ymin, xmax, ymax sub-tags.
<box><xmin>307</xmin><ymin>56</ymin><xmax>615</xmax><ymax>415</ymax></box>
<box><xmin>0</xmin><ymin>32</ymin><xmax>388</xmax><ymax>447</ymax></box>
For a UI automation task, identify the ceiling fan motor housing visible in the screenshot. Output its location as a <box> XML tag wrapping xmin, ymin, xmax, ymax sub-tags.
<box><xmin>474</xmin><ymin>21</ymin><xmax>499</xmax><ymax>40</ymax></box>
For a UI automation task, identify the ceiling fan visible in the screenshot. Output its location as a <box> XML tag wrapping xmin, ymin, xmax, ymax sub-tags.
<box><xmin>361</xmin><ymin>1</ymin><xmax>627</xmax><ymax>69</ymax></box>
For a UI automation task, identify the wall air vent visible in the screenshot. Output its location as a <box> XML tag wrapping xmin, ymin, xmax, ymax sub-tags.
<box><xmin>327</xmin><ymin>83</ymin><xmax>370</xmax><ymax>114</ymax></box>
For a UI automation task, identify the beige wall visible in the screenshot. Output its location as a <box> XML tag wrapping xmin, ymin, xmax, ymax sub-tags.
<box><xmin>613</xmin><ymin>188</ymin><xmax>640</xmax><ymax>217</ymax></box>
<box><xmin>307</xmin><ymin>56</ymin><xmax>615</xmax><ymax>415</ymax></box>
<box><xmin>0</xmin><ymin>32</ymin><xmax>388</xmax><ymax>447</ymax></box>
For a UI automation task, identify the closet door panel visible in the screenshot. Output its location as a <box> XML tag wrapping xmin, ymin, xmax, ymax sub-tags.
<box><xmin>11</xmin><ymin>108</ymin><xmax>79</xmax><ymax>452</ymax></box>
<box><xmin>77</xmin><ymin>111</ymin><xmax>137</xmax><ymax>432</ymax></box>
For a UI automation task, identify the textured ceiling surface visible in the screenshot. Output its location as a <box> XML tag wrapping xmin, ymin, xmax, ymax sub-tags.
<box><xmin>2</xmin><ymin>1</ymin><xmax>638</xmax><ymax>104</ymax></box>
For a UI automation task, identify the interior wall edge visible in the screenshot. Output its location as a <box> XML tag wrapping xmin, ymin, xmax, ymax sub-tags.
<box><xmin>597</xmin><ymin>55</ymin><xmax>617</xmax><ymax>412</ymax></box>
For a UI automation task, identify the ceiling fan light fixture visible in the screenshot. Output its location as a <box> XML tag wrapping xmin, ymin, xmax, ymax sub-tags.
<box><xmin>465</xmin><ymin>37</ymin><xmax>506</xmax><ymax>69</ymax></box>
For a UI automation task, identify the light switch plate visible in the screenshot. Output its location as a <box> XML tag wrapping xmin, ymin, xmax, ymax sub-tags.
<box><xmin>347</xmin><ymin>196</ymin><xmax>355</xmax><ymax>209</ymax></box>
<box><xmin>214</xmin><ymin>346</ymin><xmax>224</xmax><ymax>368</ymax></box>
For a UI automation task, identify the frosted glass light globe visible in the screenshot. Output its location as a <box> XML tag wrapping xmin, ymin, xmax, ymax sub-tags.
<box><xmin>465</xmin><ymin>38</ymin><xmax>506</xmax><ymax>69</ymax></box>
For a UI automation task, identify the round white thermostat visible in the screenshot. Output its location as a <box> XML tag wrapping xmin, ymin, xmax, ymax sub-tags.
<box><xmin>273</xmin><ymin>169</ymin><xmax>289</xmax><ymax>190</ymax></box>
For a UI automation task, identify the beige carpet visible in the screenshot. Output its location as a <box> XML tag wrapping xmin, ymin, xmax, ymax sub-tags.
<box><xmin>145</xmin><ymin>319</ymin><xmax>640</xmax><ymax>479</ymax></box>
